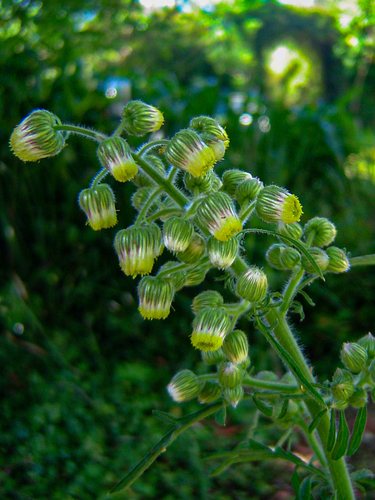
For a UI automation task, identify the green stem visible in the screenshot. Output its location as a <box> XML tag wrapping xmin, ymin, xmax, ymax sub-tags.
<box><xmin>350</xmin><ymin>254</ymin><xmax>375</xmax><ymax>267</ymax></box>
<box><xmin>54</xmin><ymin>124</ymin><xmax>107</xmax><ymax>142</ymax></box>
<box><xmin>137</xmin><ymin>139</ymin><xmax>170</xmax><ymax>157</ymax></box>
<box><xmin>112</xmin><ymin>120</ymin><xmax>127</xmax><ymax>137</ymax></box>
<box><xmin>91</xmin><ymin>167</ymin><xmax>109</xmax><ymax>187</ymax></box>
<box><xmin>134</xmin><ymin>187</ymin><xmax>164</xmax><ymax>226</ymax></box>
<box><xmin>156</xmin><ymin>256</ymin><xmax>210</xmax><ymax>280</ymax></box>
<box><xmin>197</xmin><ymin>374</ymin><xmax>301</xmax><ymax>394</ymax></box>
<box><xmin>279</xmin><ymin>266</ymin><xmax>305</xmax><ymax>315</ymax></box>
<box><xmin>239</xmin><ymin>201</ymin><xmax>256</xmax><ymax>223</ymax></box>
<box><xmin>298</xmin><ymin>418</ymin><xmax>327</xmax><ymax>468</ymax></box>
<box><xmin>146</xmin><ymin>208</ymin><xmax>184</xmax><ymax>223</ymax></box>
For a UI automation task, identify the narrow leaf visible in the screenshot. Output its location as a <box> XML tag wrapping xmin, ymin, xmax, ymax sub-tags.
<box><xmin>327</xmin><ymin>409</ymin><xmax>336</xmax><ymax>453</ymax></box>
<box><xmin>308</xmin><ymin>408</ymin><xmax>327</xmax><ymax>434</ymax></box>
<box><xmin>347</xmin><ymin>405</ymin><xmax>367</xmax><ymax>456</ymax></box>
<box><xmin>292</xmin><ymin>467</ymin><xmax>302</xmax><ymax>494</ymax></box>
<box><xmin>215</xmin><ymin>403</ymin><xmax>227</xmax><ymax>426</ymax></box>
<box><xmin>152</xmin><ymin>410</ymin><xmax>181</xmax><ymax>426</ymax></box>
<box><xmin>278</xmin><ymin>399</ymin><xmax>289</xmax><ymax>420</ymax></box>
<box><xmin>299</xmin><ymin>290</ymin><xmax>316</xmax><ymax>307</ymax></box>
<box><xmin>252</xmin><ymin>395</ymin><xmax>273</xmax><ymax>417</ymax></box>
<box><xmin>273</xmin><ymin>446</ymin><xmax>325</xmax><ymax>479</ymax></box>
<box><xmin>350</xmin><ymin>468</ymin><xmax>375</xmax><ymax>481</ymax></box>
<box><xmin>331</xmin><ymin>410</ymin><xmax>349</xmax><ymax>460</ymax></box>
<box><xmin>298</xmin><ymin>476</ymin><xmax>311</xmax><ymax>500</ymax></box>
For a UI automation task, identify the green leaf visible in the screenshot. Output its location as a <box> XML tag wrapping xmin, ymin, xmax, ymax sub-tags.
<box><xmin>308</xmin><ymin>408</ymin><xmax>327</xmax><ymax>434</ymax></box>
<box><xmin>278</xmin><ymin>399</ymin><xmax>289</xmax><ymax>420</ymax></box>
<box><xmin>347</xmin><ymin>405</ymin><xmax>367</xmax><ymax>456</ymax></box>
<box><xmin>350</xmin><ymin>468</ymin><xmax>375</xmax><ymax>482</ymax></box>
<box><xmin>298</xmin><ymin>476</ymin><xmax>311</xmax><ymax>500</ymax></box>
<box><xmin>298</xmin><ymin>290</ymin><xmax>315</xmax><ymax>307</ymax></box>
<box><xmin>273</xmin><ymin>446</ymin><xmax>325</xmax><ymax>479</ymax></box>
<box><xmin>152</xmin><ymin>410</ymin><xmax>181</xmax><ymax>426</ymax></box>
<box><xmin>215</xmin><ymin>403</ymin><xmax>227</xmax><ymax>426</ymax></box>
<box><xmin>327</xmin><ymin>409</ymin><xmax>336</xmax><ymax>453</ymax></box>
<box><xmin>252</xmin><ymin>395</ymin><xmax>273</xmax><ymax>417</ymax></box>
<box><xmin>292</xmin><ymin>467</ymin><xmax>302</xmax><ymax>494</ymax></box>
<box><xmin>331</xmin><ymin>410</ymin><xmax>349</xmax><ymax>460</ymax></box>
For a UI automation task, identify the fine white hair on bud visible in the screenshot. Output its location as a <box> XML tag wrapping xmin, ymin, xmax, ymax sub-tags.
<box><xmin>97</xmin><ymin>136</ymin><xmax>138</xmax><ymax>182</ymax></box>
<box><xmin>167</xmin><ymin>370</ymin><xmax>201</xmax><ymax>402</ymax></box>
<box><xmin>78</xmin><ymin>184</ymin><xmax>117</xmax><ymax>231</ymax></box>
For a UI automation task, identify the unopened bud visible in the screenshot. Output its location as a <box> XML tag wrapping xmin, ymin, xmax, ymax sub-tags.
<box><xmin>167</xmin><ymin>370</ymin><xmax>201</xmax><ymax>402</ymax></box>
<box><xmin>121</xmin><ymin>100</ymin><xmax>164</xmax><ymax>136</ymax></box>
<box><xmin>266</xmin><ymin>244</ymin><xmax>300</xmax><ymax>270</ymax></box>
<box><xmin>157</xmin><ymin>261</ymin><xmax>187</xmax><ymax>291</ymax></box>
<box><xmin>176</xmin><ymin>233</ymin><xmax>206</xmax><ymax>264</ymax></box>
<box><xmin>78</xmin><ymin>184</ymin><xmax>117</xmax><ymax>231</ymax></box>
<box><xmin>349</xmin><ymin>387</ymin><xmax>368</xmax><ymax>408</ymax></box>
<box><xmin>165</xmin><ymin>129</ymin><xmax>216</xmax><ymax>178</ymax></box>
<box><xmin>236</xmin><ymin>266</ymin><xmax>268</xmax><ymax>303</ymax></box>
<box><xmin>192</xmin><ymin>290</ymin><xmax>224</xmax><ymax>314</ymax></box>
<box><xmin>201</xmin><ymin>347</ymin><xmax>227</xmax><ymax>365</ymax></box>
<box><xmin>184</xmin><ymin>170</ymin><xmax>215</xmax><ymax>194</ymax></box>
<box><xmin>331</xmin><ymin>368</ymin><xmax>355</xmax><ymax>401</ymax></box>
<box><xmin>341</xmin><ymin>342</ymin><xmax>368</xmax><ymax>373</ymax></box>
<box><xmin>304</xmin><ymin>217</ymin><xmax>336</xmax><ymax>247</ymax></box>
<box><xmin>235</xmin><ymin>177</ymin><xmax>264</xmax><ymax>205</ymax></box>
<box><xmin>185</xmin><ymin>265</ymin><xmax>208</xmax><ymax>287</ymax></box>
<box><xmin>138</xmin><ymin>275</ymin><xmax>174</xmax><ymax>319</ymax></box>
<box><xmin>332</xmin><ymin>399</ymin><xmax>350</xmax><ymax>410</ymax></box>
<box><xmin>326</xmin><ymin>247</ymin><xmax>350</xmax><ymax>274</ymax></box>
<box><xmin>163</xmin><ymin>216</ymin><xmax>195</xmax><ymax>253</ymax></box>
<box><xmin>198</xmin><ymin>381</ymin><xmax>223</xmax><ymax>404</ymax></box>
<box><xmin>222</xmin><ymin>330</ymin><xmax>249</xmax><ymax>364</ymax></box>
<box><xmin>223</xmin><ymin>385</ymin><xmax>244</xmax><ymax>408</ymax></box>
<box><xmin>10</xmin><ymin>110</ymin><xmax>66</xmax><ymax>162</ymax></box>
<box><xmin>191</xmin><ymin>307</ymin><xmax>231</xmax><ymax>352</ymax></box>
<box><xmin>97</xmin><ymin>137</ymin><xmax>138</xmax><ymax>182</ymax></box>
<box><xmin>368</xmin><ymin>358</ymin><xmax>375</xmax><ymax>383</ymax></box>
<box><xmin>301</xmin><ymin>247</ymin><xmax>329</xmax><ymax>274</ymax></box>
<box><xmin>239</xmin><ymin>356</ymin><xmax>251</xmax><ymax>370</ymax></box>
<box><xmin>358</xmin><ymin>333</ymin><xmax>375</xmax><ymax>359</ymax></box>
<box><xmin>218</xmin><ymin>362</ymin><xmax>243</xmax><ymax>388</ymax></box>
<box><xmin>276</xmin><ymin>222</ymin><xmax>303</xmax><ymax>245</ymax></box>
<box><xmin>189</xmin><ymin>116</ymin><xmax>229</xmax><ymax>147</ymax></box>
<box><xmin>256</xmin><ymin>185</ymin><xmax>303</xmax><ymax>224</ymax></box>
<box><xmin>131</xmin><ymin>187</ymin><xmax>156</xmax><ymax>211</ymax></box>
<box><xmin>221</xmin><ymin>169</ymin><xmax>252</xmax><ymax>197</ymax></box>
<box><xmin>197</xmin><ymin>192</ymin><xmax>242</xmax><ymax>241</ymax></box>
<box><xmin>207</xmin><ymin>236</ymin><xmax>239</xmax><ymax>269</ymax></box>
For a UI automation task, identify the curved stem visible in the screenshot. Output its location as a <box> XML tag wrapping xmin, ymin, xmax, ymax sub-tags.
<box><xmin>137</xmin><ymin>139</ymin><xmax>170</xmax><ymax>157</ymax></box>
<box><xmin>53</xmin><ymin>124</ymin><xmax>107</xmax><ymax>142</ymax></box>
<box><xmin>279</xmin><ymin>266</ymin><xmax>305</xmax><ymax>315</ymax></box>
<box><xmin>91</xmin><ymin>168</ymin><xmax>109</xmax><ymax>187</ymax></box>
<box><xmin>134</xmin><ymin>187</ymin><xmax>164</xmax><ymax>226</ymax></box>
<box><xmin>239</xmin><ymin>200</ymin><xmax>256</xmax><ymax>223</ymax></box>
<box><xmin>112</xmin><ymin>120</ymin><xmax>127</xmax><ymax>137</ymax></box>
<box><xmin>146</xmin><ymin>207</ymin><xmax>184</xmax><ymax>223</ymax></box>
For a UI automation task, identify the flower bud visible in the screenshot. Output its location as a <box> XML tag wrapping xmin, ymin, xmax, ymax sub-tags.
<box><xmin>97</xmin><ymin>137</ymin><xmax>138</xmax><ymax>182</ymax></box>
<box><xmin>197</xmin><ymin>192</ymin><xmax>242</xmax><ymax>241</ymax></box>
<box><xmin>221</xmin><ymin>169</ymin><xmax>253</xmax><ymax>197</ymax></box>
<box><xmin>236</xmin><ymin>266</ymin><xmax>268</xmax><ymax>303</ymax></box>
<box><xmin>239</xmin><ymin>356</ymin><xmax>251</xmax><ymax>371</ymax></box>
<box><xmin>201</xmin><ymin>347</ymin><xmax>227</xmax><ymax>365</ymax></box>
<box><xmin>131</xmin><ymin>187</ymin><xmax>156</xmax><ymax>212</ymax></box>
<box><xmin>176</xmin><ymin>233</ymin><xmax>206</xmax><ymax>264</ymax></box>
<box><xmin>358</xmin><ymin>333</ymin><xmax>375</xmax><ymax>359</ymax></box>
<box><xmin>235</xmin><ymin>177</ymin><xmax>264</xmax><ymax>205</ymax></box>
<box><xmin>157</xmin><ymin>261</ymin><xmax>187</xmax><ymax>291</ymax></box>
<box><xmin>114</xmin><ymin>224</ymin><xmax>162</xmax><ymax>278</ymax></box>
<box><xmin>132</xmin><ymin>155</ymin><xmax>165</xmax><ymax>188</ymax></box>
<box><xmin>222</xmin><ymin>330</ymin><xmax>249</xmax><ymax>365</ymax></box>
<box><xmin>218</xmin><ymin>362</ymin><xmax>243</xmax><ymax>389</ymax></box>
<box><xmin>167</xmin><ymin>369</ymin><xmax>201</xmax><ymax>402</ymax></box>
<box><xmin>211</xmin><ymin>172</ymin><xmax>223</xmax><ymax>191</ymax></box>
<box><xmin>304</xmin><ymin>217</ymin><xmax>336</xmax><ymax>247</ymax></box>
<box><xmin>10</xmin><ymin>110</ymin><xmax>66</xmax><ymax>162</ymax></box>
<box><xmin>207</xmin><ymin>236</ymin><xmax>239</xmax><ymax>269</ymax></box>
<box><xmin>184</xmin><ymin>170</ymin><xmax>215</xmax><ymax>194</ymax></box>
<box><xmin>184</xmin><ymin>265</ymin><xmax>208</xmax><ymax>287</ymax></box>
<box><xmin>341</xmin><ymin>342</ymin><xmax>368</xmax><ymax>373</ymax></box>
<box><xmin>349</xmin><ymin>387</ymin><xmax>368</xmax><ymax>408</ymax></box>
<box><xmin>191</xmin><ymin>307</ymin><xmax>231</xmax><ymax>352</ymax></box>
<box><xmin>326</xmin><ymin>247</ymin><xmax>350</xmax><ymax>274</ymax></box>
<box><xmin>332</xmin><ymin>399</ymin><xmax>350</xmax><ymax>410</ymax></box>
<box><xmin>368</xmin><ymin>358</ymin><xmax>375</xmax><ymax>383</ymax></box>
<box><xmin>192</xmin><ymin>290</ymin><xmax>224</xmax><ymax>314</ymax></box>
<box><xmin>78</xmin><ymin>183</ymin><xmax>117</xmax><ymax>231</ymax></box>
<box><xmin>198</xmin><ymin>381</ymin><xmax>223</xmax><ymax>404</ymax></box>
<box><xmin>266</xmin><ymin>244</ymin><xmax>300</xmax><ymax>270</ymax></box>
<box><xmin>163</xmin><ymin>216</ymin><xmax>195</xmax><ymax>253</ymax></box>
<box><xmin>223</xmin><ymin>385</ymin><xmax>244</xmax><ymax>408</ymax></box>
<box><xmin>121</xmin><ymin>100</ymin><xmax>164</xmax><ymax>136</ymax></box>
<box><xmin>301</xmin><ymin>247</ymin><xmax>329</xmax><ymax>274</ymax></box>
<box><xmin>165</xmin><ymin>129</ymin><xmax>216</xmax><ymax>178</ymax></box>
<box><xmin>276</xmin><ymin>222</ymin><xmax>303</xmax><ymax>245</ymax></box>
<box><xmin>189</xmin><ymin>116</ymin><xmax>229</xmax><ymax>146</ymax></box>
<box><xmin>138</xmin><ymin>275</ymin><xmax>175</xmax><ymax>319</ymax></box>
<box><xmin>331</xmin><ymin>368</ymin><xmax>355</xmax><ymax>401</ymax></box>
<box><xmin>256</xmin><ymin>185</ymin><xmax>303</xmax><ymax>224</ymax></box>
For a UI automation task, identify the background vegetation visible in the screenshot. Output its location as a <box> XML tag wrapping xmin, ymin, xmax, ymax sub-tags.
<box><xmin>1</xmin><ymin>0</ymin><xmax>375</xmax><ymax>498</ymax></box>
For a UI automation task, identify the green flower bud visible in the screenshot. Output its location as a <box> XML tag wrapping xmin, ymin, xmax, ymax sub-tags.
<box><xmin>276</xmin><ymin>222</ymin><xmax>303</xmax><ymax>245</ymax></box>
<box><xmin>176</xmin><ymin>233</ymin><xmax>206</xmax><ymax>264</ymax></box>
<box><xmin>78</xmin><ymin>184</ymin><xmax>117</xmax><ymax>231</ymax></box>
<box><xmin>184</xmin><ymin>170</ymin><xmax>215</xmax><ymax>194</ymax></box>
<box><xmin>192</xmin><ymin>291</ymin><xmax>224</xmax><ymax>315</ymax></box>
<box><xmin>349</xmin><ymin>387</ymin><xmax>368</xmax><ymax>408</ymax></box>
<box><xmin>138</xmin><ymin>275</ymin><xmax>174</xmax><ymax>320</ymax></box>
<box><xmin>236</xmin><ymin>266</ymin><xmax>268</xmax><ymax>303</ymax></box>
<box><xmin>266</xmin><ymin>244</ymin><xmax>300</xmax><ymax>270</ymax></box>
<box><xmin>121</xmin><ymin>100</ymin><xmax>164</xmax><ymax>136</ymax></box>
<box><xmin>256</xmin><ymin>185</ymin><xmax>303</xmax><ymax>224</ymax></box>
<box><xmin>165</xmin><ymin>129</ymin><xmax>216</xmax><ymax>178</ymax></box>
<box><xmin>304</xmin><ymin>217</ymin><xmax>336</xmax><ymax>247</ymax></box>
<box><xmin>201</xmin><ymin>347</ymin><xmax>227</xmax><ymax>365</ymax></box>
<box><xmin>198</xmin><ymin>381</ymin><xmax>223</xmax><ymax>404</ymax></box>
<box><xmin>131</xmin><ymin>187</ymin><xmax>156</xmax><ymax>212</ymax></box>
<box><xmin>239</xmin><ymin>356</ymin><xmax>251</xmax><ymax>371</ymax></box>
<box><xmin>235</xmin><ymin>177</ymin><xmax>264</xmax><ymax>205</ymax></box>
<box><xmin>331</xmin><ymin>368</ymin><xmax>355</xmax><ymax>401</ymax></box>
<box><xmin>301</xmin><ymin>247</ymin><xmax>329</xmax><ymax>274</ymax></box>
<box><xmin>114</xmin><ymin>224</ymin><xmax>162</xmax><ymax>278</ymax></box>
<box><xmin>167</xmin><ymin>369</ymin><xmax>201</xmax><ymax>402</ymax></box>
<box><xmin>368</xmin><ymin>358</ymin><xmax>375</xmax><ymax>383</ymax></box>
<box><xmin>97</xmin><ymin>136</ymin><xmax>138</xmax><ymax>182</ymax></box>
<box><xmin>189</xmin><ymin>116</ymin><xmax>229</xmax><ymax>147</ymax></box>
<box><xmin>191</xmin><ymin>307</ymin><xmax>231</xmax><ymax>352</ymax></box>
<box><xmin>221</xmin><ymin>169</ymin><xmax>253</xmax><ymax>197</ymax></box>
<box><xmin>332</xmin><ymin>399</ymin><xmax>350</xmax><ymax>410</ymax></box>
<box><xmin>132</xmin><ymin>155</ymin><xmax>165</xmax><ymax>188</ymax></box>
<box><xmin>204</xmin><ymin>138</ymin><xmax>226</xmax><ymax>161</ymax></box>
<box><xmin>163</xmin><ymin>216</ymin><xmax>195</xmax><ymax>253</ymax></box>
<box><xmin>223</xmin><ymin>385</ymin><xmax>244</xmax><ymax>408</ymax></box>
<box><xmin>326</xmin><ymin>247</ymin><xmax>350</xmax><ymax>274</ymax></box>
<box><xmin>341</xmin><ymin>342</ymin><xmax>368</xmax><ymax>373</ymax></box>
<box><xmin>184</xmin><ymin>265</ymin><xmax>208</xmax><ymax>287</ymax></box>
<box><xmin>358</xmin><ymin>333</ymin><xmax>375</xmax><ymax>359</ymax></box>
<box><xmin>207</xmin><ymin>236</ymin><xmax>239</xmax><ymax>269</ymax></box>
<box><xmin>197</xmin><ymin>192</ymin><xmax>242</xmax><ymax>242</ymax></box>
<box><xmin>218</xmin><ymin>362</ymin><xmax>243</xmax><ymax>389</ymax></box>
<box><xmin>222</xmin><ymin>330</ymin><xmax>249</xmax><ymax>364</ymax></box>
<box><xmin>157</xmin><ymin>261</ymin><xmax>187</xmax><ymax>291</ymax></box>
<box><xmin>10</xmin><ymin>110</ymin><xmax>66</xmax><ymax>162</ymax></box>
<box><xmin>211</xmin><ymin>172</ymin><xmax>223</xmax><ymax>191</ymax></box>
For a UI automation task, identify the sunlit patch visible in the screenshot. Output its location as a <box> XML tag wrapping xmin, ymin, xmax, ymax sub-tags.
<box><xmin>277</xmin><ymin>0</ymin><xmax>315</xmax><ymax>7</ymax></box>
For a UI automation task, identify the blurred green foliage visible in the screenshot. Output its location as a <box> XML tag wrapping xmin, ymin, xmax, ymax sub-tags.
<box><xmin>1</xmin><ymin>0</ymin><xmax>375</xmax><ymax>498</ymax></box>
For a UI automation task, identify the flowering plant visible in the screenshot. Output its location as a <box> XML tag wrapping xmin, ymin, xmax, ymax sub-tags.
<box><xmin>10</xmin><ymin>102</ymin><xmax>375</xmax><ymax>499</ymax></box>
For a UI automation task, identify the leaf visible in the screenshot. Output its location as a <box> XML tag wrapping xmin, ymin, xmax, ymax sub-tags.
<box><xmin>327</xmin><ymin>409</ymin><xmax>336</xmax><ymax>453</ymax></box>
<box><xmin>277</xmin><ymin>399</ymin><xmax>289</xmax><ymax>420</ymax></box>
<box><xmin>347</xmin><ymin>405</ymin><xmax>367</xmax><ymax>456</ymax></box>
<box><xmin>273</xmin><ymin>446</ymin><xmax>325</xmax><ymax>479</ymax></box>
<box><xmin>308</xmin><ymin>408</ymin><xmax>327</xmax><ymax>434</ymax></box>
<box><xmin>331</xmin><ymin>410</ymin><xmax>349</xmax><ymax>460</ymax></box>
<box><xmin>215</xmin><ymin>403</ymin><xmax>227</xmax><ymax>426</ymax></box>
<box><xmin>350</xmin><ymin>468</ymin><xmax>375</xmax><ymax>481</ymax></box>
<box><xmin>292</xmin><ymin>467</ymin><xmax>302</xmax><ymax>494</ymax></box>
<box><xmin>152</xmin><ymin>410</ymin><xmax>181</xmax><ymax>426</ymax></box>
<box><xmin>298</xmin><ymin>476</ymin><xmax>311</xmax><ymax>500</ymax></box>
<box><xmin>298</xmin><ymin>290</ymin><xmax>316</xmax><ymax>307</ymax></box>
<box><xmin>252</xmin><ymin>395</ymin><xmax>273</xmax><ymax>417</ymax></box>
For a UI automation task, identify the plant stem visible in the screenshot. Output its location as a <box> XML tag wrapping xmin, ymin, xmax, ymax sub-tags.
<box><xmin>279</xmin><ymin>266</ymin><xmax>305</xmax><ymax>315</ymax></box>
<box><xmin>350</xmin><ymin>254</ymin><xmax>375</xmax><ymax>267</ymax></box>
<box><xmin>298</xmin><ymin>418</ymin><xmax>327</xmax><ymax>468</ymax></box>
<box><xmin>91</xmin><ymin>167</ymin><xmax>109</xmax><ymax>187</ymax></box>
<box><xmin>54</xmin><ymin>124</ymin><xmax>107</xmax><ymax>142</ymax></box>
<box><xmin>134</xmin><ymin>187</ymin><xmax>163</xmax><ymax>226</ymax></box>
<box><xmin>137</xmin><ymin>139</ymin><xmax>170</xmax><ymax>157</ymax></box>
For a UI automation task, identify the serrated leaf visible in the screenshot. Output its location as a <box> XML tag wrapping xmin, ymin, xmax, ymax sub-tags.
<box><xmin>215</xmin><ymin>403</ymin><xmax>227</xmax><ymax>426</ymax></box>
<box><xmin>278</xmin><ymin>399</ymin><xmax>289</xmax><ymax>420</ymax></box>
<box><xmin>292</xmin><ymin>467</ymin><xmax>302</xmax><ymax>494</ymax></box>
<box><xmin>252</xmin><ymin>395</ymin><xmax>273</xmax><ymax>417</ymax></box>
<box><xmin>327</xmin><ymin>409</ymin><xmax>336</xmax><ymax>452</ymax></box>
<box><xmin>308</xmin><ymin>408</ymin><xmax>327</xmax><ymax>434</ymax></box>
<box><xmin>347</xmin><ymin>405</ymin><xmax>367</xmax><ymax>456</ymax></box>
<box><xmin>298</xmin><ymin>476</ymin><xmax>311</xmax><ymax>500</ymax></box>
<box><xmin>331</xmin><ymin>410</ymin><xmax>349</xmax><ymax>460</ymax></box>
<box><xmin>152</xmin><ymin>410</ymin><xmax>181</xmax><ymax>426</ymax></box>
